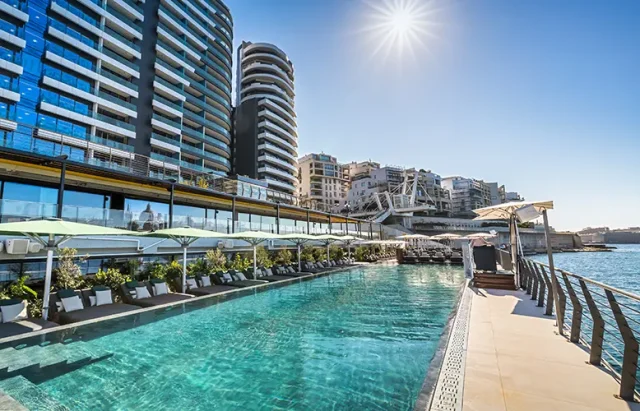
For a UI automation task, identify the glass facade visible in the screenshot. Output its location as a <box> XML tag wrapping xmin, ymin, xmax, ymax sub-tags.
<box><xmin>149</xmin><ymin>0</ymin><xmax>233</xmax><ymax>177</ymax></box>
<box><xmin>0</xmin><ymin>0</ymin><xmax>232</xmax><ymax>179</ymax></box>
<box><xmin>236</xmin><ymin>41</ymin><xmax>298</xmax><ymax>194</ymax></box>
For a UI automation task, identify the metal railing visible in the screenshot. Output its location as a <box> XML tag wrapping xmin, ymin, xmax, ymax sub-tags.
<box><xmin>521</xmin><ymin>258</ymin><xmax>640</xmax><ymax>401</ymax></box>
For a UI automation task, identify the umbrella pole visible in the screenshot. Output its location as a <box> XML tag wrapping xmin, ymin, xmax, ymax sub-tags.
<box><xmin>298</xmin><ymin>243</ymin><xmax>301</xmax><ymax>273</ymax></box>
<box><xmin>182</xmin><ymin>245</ymin><xmax>187</xmax><ymax>293</ymax></box>
<box><xmin>326</xmin><ymin>243</ymin><xmax>330</xmax><ymax>265</ymax></box>
<box><xmin>41</xmin><ymin>246</ymin><xmax>54</xmax><ymax>320</ymax></box>
<box><xmin>253</xmin><ymin>245</ymin><xmax>257</xmax><ymax>280</ymax></box>
<box><xmin>542</xmin><ymin>209</ymin><xmax>562</xmax><ymax>335</ymax></box>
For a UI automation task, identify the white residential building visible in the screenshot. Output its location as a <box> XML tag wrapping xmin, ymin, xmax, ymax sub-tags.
<box><xmin>297</xmin><ymin>153</ymin><xmax>349</xmax><ymax>212</ymax></box>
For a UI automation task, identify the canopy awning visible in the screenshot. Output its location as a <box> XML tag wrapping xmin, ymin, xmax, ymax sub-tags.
<box><xmin>0</xmin><ymin>219</ymin><xmax>138</xmax><ymax>240</ymax></box>
<box><xmin>141</xmin><ymin>227</ymin><xmax>231</xmax><ymax>239</ymax></box>
<box><xmin>431</xmin><ymin>233</ymin><xmax>462</xmax><ymax>240</ymax></box>
<box><xmin>466</xmin><ymin>232</ymin><xmax>497</xmax><ymax>239</ymax></box>
<box><xmin>473</xmin><ymin>200</ymin><xmax>554</xmax><ymax>220</ymax></box>
<box><xmin>395</xmin><ymin>234</ymin><xmax>430</xmax><ymax>240</ymax></box>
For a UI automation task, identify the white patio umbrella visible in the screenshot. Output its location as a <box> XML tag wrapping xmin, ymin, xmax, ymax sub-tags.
<box><xmin>466</xmin><ymin>232</ymin><xmax>497</xmax><ymax>239</ymax></box>
<box><xmin>279</xmin><ymin>233</ymin><xmax>318</xmax><ymax>272</ymax></box>
<box><xmin>142</xmin><ymin>227</ymin><xmax>231</xmax><ymax>293</ymax></box>
<box><xmin>473</xmin><ymin>200</ymin><xmax>559</xmax><ymax>331</ymax></box>
<box><xmin>0</xmin><ymin>219</ymin><xmax>138</xmax><ymax>320</ymax></box>
<box><xmin>430</xmin><ymin>233</ymin><xmax>462</xmax><ymax>240</ymax></box>
<box><xmin>227</xmin><ymin>231</ymin><xmax>283</xmax><ymax>279</ymax></box>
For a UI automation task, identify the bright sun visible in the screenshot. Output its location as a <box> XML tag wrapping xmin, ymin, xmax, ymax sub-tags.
<box><xmin>360</xmin><ymin>0</ymin><xmax>440</xmax><ymax>62</ymax></box>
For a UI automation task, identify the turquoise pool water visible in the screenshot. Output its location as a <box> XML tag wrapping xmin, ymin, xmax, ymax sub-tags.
<box><xmin>0</xmin><ymin>264</ymin><xmax>464</xmax><ymax>410</ymax></box>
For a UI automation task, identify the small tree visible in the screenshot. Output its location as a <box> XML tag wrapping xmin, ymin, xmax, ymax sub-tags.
<box><xmin>143</xmin><ymin>261</ymin><xmax>166</xmax><ymax>281</ymax></box>
<box><xmin>312</xmin><ymin>247</ymin><xmax>326</xmax><ymax>262</ymax></box>
<box><xmin>227</xmin><ymin>253</ymin><xmax>251</xmax><ymax>271</ymax></box>
<box><xmin>329</xmin><ymin>245</ymin><xmax>345</xmax><ymax>261</ymax></box>
<box><xmin>55</xmin><ymin>248</ymin><xmax>86</xmax><ymax>290</ymax></box>
<box><xmin>188</xmin><ymin>258</ymin><xmax>209</xmax><ymax>277</ymax></box>
<box><xmin>300</xmin><ymin>246</ymin><xmax>315</xmax><ymax>263</ymax></box>
<box><xmin>274</xmin><ymin>249</ymin><xmax>293</xmax><ymax>265</ymax></box>
<box><xmin>355</xmin><ymin>246</ymin><xmax>370</xmax><ymax>262</ymax></box>
<box><xmin>205</xmin><ymin>249</ymin><xmax>227</xmax><ymax>272</ymax></box>
<box><xmin>255</xmin><ymin>246</ymin><xmax>273</xmax><ymax>268</ymax></box>
<box><xmin>90</xmin><ymin>268</ymin><xmax>130</xmax><ymax>302</ymax></box>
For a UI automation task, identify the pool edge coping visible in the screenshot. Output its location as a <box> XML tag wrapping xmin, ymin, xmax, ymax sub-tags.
<box><xmin>0</xmin><ymin>264</ymin><xmax>369</xmax><ymax>346</ymax></box>
<box><xmin>414</xmin><ymin>278</ymin><xmax>471</xmax><ymax>411</ymax></box>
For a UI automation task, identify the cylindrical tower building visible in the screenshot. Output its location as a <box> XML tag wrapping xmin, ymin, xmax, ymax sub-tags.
<box><xmin>234</xmin><ymin>41</ymin><xmax>298</xmax><ymax>194</ymax></box>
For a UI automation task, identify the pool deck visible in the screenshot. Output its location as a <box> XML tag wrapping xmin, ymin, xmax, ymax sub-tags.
<box><xmin>462</xmin><ymin>287</ymin><xmax>640</xmax><ymax>411</ymax></box>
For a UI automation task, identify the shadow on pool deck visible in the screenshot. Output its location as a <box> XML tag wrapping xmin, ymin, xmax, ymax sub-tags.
<box><xmin>463</xmin><ymin>287</ymin><xmax>640</xmax><ymax>411</ymax></box>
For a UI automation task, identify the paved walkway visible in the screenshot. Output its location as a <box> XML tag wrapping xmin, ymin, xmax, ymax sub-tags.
<box><xmin>463</xmin><ymin>287</ymin><xmax>640</xmax><ymax>411</ymax></box>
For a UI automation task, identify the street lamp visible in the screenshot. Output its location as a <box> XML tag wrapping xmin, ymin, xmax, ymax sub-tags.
<box><xmin>55</xmin><ymin>154</ymin><xmax>68</xmax><ymax>219</ymax></box>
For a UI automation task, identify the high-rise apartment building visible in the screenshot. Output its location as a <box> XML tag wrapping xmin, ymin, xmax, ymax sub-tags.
<box><xmin>297</xmin><ymin>153</ymin><xmax>349</xmax><ymax>212</ymax></box>
<box><xmin>0</xmin><ymin>0</ymin><xmax>233</xmax><ymax>177</ymax></box>
<box><xmin>234</xmin><ymin>41</ymin><xmax>298</xmax><ymax>194</ymax></box>
<box><xmin>442</xmin><ymin>176</ymin><xmax>493</xmax><ymax>217</ymax></box>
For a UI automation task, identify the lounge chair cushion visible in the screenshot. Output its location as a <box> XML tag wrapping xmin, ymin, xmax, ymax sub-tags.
<box><xmin>129</xmin><ymin>293</ymin><xmax>192</xmax><ymax>307</ymax></box>
<box><xmin>0</xmin><ymin>318</ymin><xmax>58</xmax><ymax>338</ymax></box>
<box><xmin>88</xmin><ymin>296</ymin><xmax>96</xmax><ymax>307</ymax></box>
<box><xmin>95</xmin><ymin>290</ymin><xmax>113</xmax><ymax>306</ymax></box>
<box><xmin>57</xmin><ymin>304</ymin><xmax>139</xmax><ymax>325</ymax></box>
<box><xmin>1</xmin><ymin>300</ymin><xmax>27</xmax><ymax>323</ymax></box>
<box><xmin>135</xmin><ymin>286</ymin><xmax>151</xmax><ymax>299</ymax></box>
<box><xmin>153</xmin><ymin>282</ymin><xmax>169</xmax><ymax>296</ymax></box>
<box><xmin>236</xmin><ymin>271</ymin><xmax>247</xmax><ymax>281</ymax></box>
<box><xmin>201</xmin><ymin>276</ymin><xmax>211</xmax><ymax>287</ymax></box>
<box><xmin>186</xmin><ymin>278</ymin><xmax>198</xmax><ymax>289</ymax></box>
<box><xmin>61</xmin><ymin>296</ymin><xmax>84</xmax><ymax>313</ymax></box>
<box><xmin>222</xmin><ymin>273</ymin><xmax>233</xmax><ymax>283</ymax></box>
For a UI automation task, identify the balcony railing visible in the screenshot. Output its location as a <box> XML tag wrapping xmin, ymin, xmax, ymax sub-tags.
<box><xmin>0</xmin><ymin>122</ymin><xmax>310</xmax><ymax>209</ymax></box>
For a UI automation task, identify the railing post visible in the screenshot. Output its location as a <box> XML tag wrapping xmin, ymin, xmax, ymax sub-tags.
<box><xmin>560</xmin><ymin>271</ymin><xmax>582</xmax><ymax>343</ymax></box>
<box><xmin>579</xmin><ymin>279</ymin><xmax>604</xmax><ymax>366</ymax></box>
<box><xmin>525</xmin><ymin>260</ymin><xmax>536</xmax><ymax>299</ymax></box>
<box><xmin>537</xmin><ymin>264</ymin><xmax>554</xmax><ymax>315</ymax></box>
<box><xmin>554</xmin><ymin>269</ymin><xmax>567</xmax><ymax>335</ymax></box>
<box><xmin>605</xmin><ymin>289</ymin><xmax>639</xmax><ymax>401</ymax></box>
<box><xmin>532</xmin><ymin>262</ymin><xmax>545</xmax><ymax>306</ymax></box>
<box><xmin>521</xmin><ymin>260</ymin><xmax>531</xmax><ymax>294</ymax></box>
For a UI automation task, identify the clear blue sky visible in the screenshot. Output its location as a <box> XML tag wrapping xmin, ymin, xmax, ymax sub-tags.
<box><xmin>229</xmin><ymin>0</ymin><xmax>640</xmax><ymax>231</ymax></box>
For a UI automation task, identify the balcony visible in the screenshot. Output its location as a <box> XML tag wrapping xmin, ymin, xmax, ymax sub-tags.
<box><xmin>258</xmin><ymin>98</ymin><xmax>296</xmax><ymax>126</ymax></box>
<box><xmin>259</xmin><ymin>120</ymin><xmax>297</xmax><ymax>147</ymax></box>
<box><xmin>258</xmin><ymin>109</ymin><xmax>297</xmax><ymax>135</ymax></box>
<box><xmin>258</xmin><ymin>165</ymin><xmax>297</xmax><ymax>183</ymax></box>
<box><xmin>152</xmin><ymin>112</ymin><xmax>182</xmax><ymax>134</ymax></box>
<box><xmin>258</xmin><ymin>142</ymin><xmax>296</xmax><ymax>162</ymax></box>
<box><xmin>262</xmin><ymin>177</ymin><xmax>296</xmax><ymax>193</ymax></box>
<box><xmin>180</xmin><ymin>143</ymin><xmax>205</xmax><ymax>158</ymax></box>
<box><xmin>258</xmin><ymin>131</ymin><xmax>297</xmax><ymax>153</ymax></box>
<box><xmin>259</xmin><ymin>154</ymin><xmax>297</xmax><ymax>173</ymax></box>
<box><xmin>242</xmin><ymin>82</ymin><xmax>292</xmax><ymax>104</ymax></box>
<box><xmin>242</xmin><ymin>72</ymin><xmax>294</xmax><ymax>97</ymax></box>
<box><xmin>153</xmin><ymin>94</ymin><xmax>183</xmax><ymax>117</ymax></box>
<box><xmin>243</xmin><ymin>61</ymin><xmax>293</xmax><ymax>86</ymax></box>
<box><xmin>188</xmin><ymin>80</ymin><xmax>231</xmax><ymax>111</ymax></box>
<box><xmin>105</xmin><ymin>5</ymin><xmax>142</xmax><ymax>36</ymax></box>
<box><xmin>150</xmin><ymin>133</ymin><xmax>180</xmax><ymax>152</ymax></box>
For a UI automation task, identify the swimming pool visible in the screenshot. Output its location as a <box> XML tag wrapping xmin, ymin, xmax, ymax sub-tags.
<box><xmin>0</xmin><ymin>264</ymin><xmax>465</xmax><ymax>410</ymax></box>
